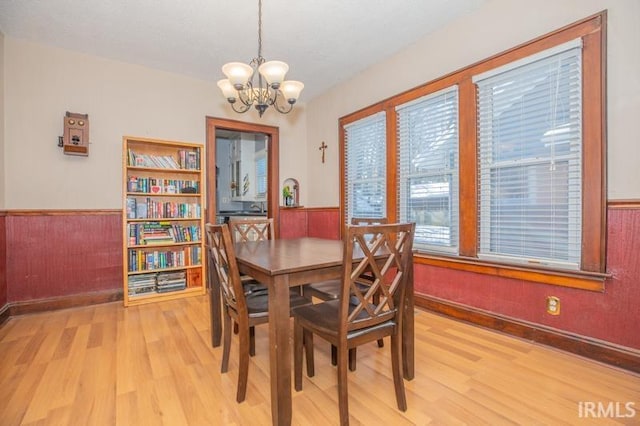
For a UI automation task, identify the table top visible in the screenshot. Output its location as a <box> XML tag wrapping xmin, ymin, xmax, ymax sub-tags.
<box><xmin>233</xmin><ymin>237</ymin><xmax>343</xmax><ymax>276</ymax></box>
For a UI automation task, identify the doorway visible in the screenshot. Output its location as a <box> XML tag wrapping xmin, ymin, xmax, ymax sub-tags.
<box><xmin>205</xmin><ymin>117</ymin><xmax>280</xmax><ymax>236</ymax></box>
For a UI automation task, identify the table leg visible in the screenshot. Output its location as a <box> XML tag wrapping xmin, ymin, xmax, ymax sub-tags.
<box><xmin>269</xmin><ymin>276</ymin><xmax>292</xmax><ymax>426</ymax></box>
<box><xmin>402</xmin><ymin>262</ymin><xmax>415</xmax><ymax>380</ymax></box>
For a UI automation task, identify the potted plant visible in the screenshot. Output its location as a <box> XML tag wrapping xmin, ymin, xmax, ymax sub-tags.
<box><xmin>282</xmin><ymin>185</ymin><xmax>293</xmax><ymax>206</ymax></box>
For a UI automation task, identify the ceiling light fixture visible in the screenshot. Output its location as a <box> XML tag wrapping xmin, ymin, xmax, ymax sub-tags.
<box><xmin>217</xmin><ymin>0</ymin><xmax>304</xmax><ymax>117</ymax></box>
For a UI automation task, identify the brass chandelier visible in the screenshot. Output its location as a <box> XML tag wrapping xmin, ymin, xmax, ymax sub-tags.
<box><xmin>217</xmin><ymin>0</ymin><xmax>304</xmax><ymax>117</ymax></box>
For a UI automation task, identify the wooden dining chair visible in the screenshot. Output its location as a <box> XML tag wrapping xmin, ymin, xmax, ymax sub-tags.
<box><xmin>206</xmin><ymin>223</ymin><xmax>312</xmax><ymax>403</ymax></box>
<box><xmin>303</xmin><ymin>217</ymin><xmax>388</xmax><ymax>300</ymax></box>
<box><xmin>227</xmin><ymin>217</ymin><xmax>274</xmax><ymax>337</ymax></box>
<box><xmin>228</xmin><ymin>217</ymin><xmax>273</xmax><ymax>294</ymax></box>
<box><xmin>302</xmin><ymin>217</ymin><xmax>389</xmax><ymax>366</ymax></box>
<box><xmin>292</xmin><ymin>222</ymin><xmax>415</xmax><ymax>425</ymax></box>
<box><xmin>205</xmin><ymin>221</ymin><xmax>267</xmax><ymax>356</ymax></box>
<box><xmin>228</xmin><ymin>217</ymin><xmax>274</xmax><ymax>243</ymax></box>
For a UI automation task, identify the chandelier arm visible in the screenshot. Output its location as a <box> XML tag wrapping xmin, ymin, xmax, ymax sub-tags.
<box><xmin>237</xmin><ymin>83</ymin><xmax>255</xmax><ymax>107</ymax></box>
<box><xmin>230</xmin><ymin>102</ymin><xmax>251</xmax><ymax>114</ymax></box>
<box><xmin>272</xmin><ymin>91</ymin><xmax>294</xmax><ymax>114</ymax></box>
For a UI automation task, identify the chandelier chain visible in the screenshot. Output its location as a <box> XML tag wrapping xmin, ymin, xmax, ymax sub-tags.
<box><xmin>257</xmin><ymin>0</ymin><xmax>263</xmax><ymax>60</ymax></box>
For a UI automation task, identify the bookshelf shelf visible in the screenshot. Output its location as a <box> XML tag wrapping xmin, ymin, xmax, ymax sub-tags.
<box><xmin>127</xmin><ymin>264</ymin><xmax>203</xmax><ymax>275</ymax></box>
<box><xmin>126</xmin><ymin>217</ymin><xmax>200</xmax><ymax>222</ymax></box>
<box><xmin>127</xmin><ymin>166</ymin><xmax>201</xmax><ymax>173</ymax></box>
<box><xmin>126</xmin><ymin>192</ymin><xmax>201</xmax><ymax>197</ymax></box>
<box><xmin>128</xmin><ymin>241</ymin><xmax>202</xmax><ymax>249</ymax></box>
<box><xmin>122</xmin><ymin>136</ymin><xmax>206</xmax><ymax>306</ymax></box>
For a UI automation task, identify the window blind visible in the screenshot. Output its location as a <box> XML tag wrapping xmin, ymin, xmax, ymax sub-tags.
<box><xmin>397</xmin><ymin>86</ymin><xmax>459</xmax><ymax>252</ymax></box>
<box><xmin>344</xmin><ymin>112</ymin><xmax>386</xmax><ymax>223</ymax></box>
<box><xmin>475</xmin><ymin>40</ymin><xmax>582</xmax><ymax>269</ymax></box>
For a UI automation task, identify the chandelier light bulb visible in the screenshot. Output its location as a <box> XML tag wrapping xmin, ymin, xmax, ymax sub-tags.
<box><xmin>217</xmin><ymin>79</ymin><xmax>237</xmax><ymax>101</ymax></box>
<box><xmin>258</xmin><ymin>60</ymin><xmax>289</xmax><ymax>88</ymax></box>
<box><xmin>222</xmin><ymin>62</ymin><xmax>254</xmax><ymax>89</ymax></box>
<box><xmin>280</xmin><ymin>81</ymin><xmax>304</xmax><ymax>104</ymax></box>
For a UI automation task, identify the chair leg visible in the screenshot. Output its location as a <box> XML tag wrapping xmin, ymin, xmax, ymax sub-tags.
<box><xmin>331</xmin><ymin>345</ymin><xmax>337</xmax><ymax>366</ymax></box>
<box><xmin>390</xmin><ymin>333</ymin><xmax>407</xmax><ymax>412</ymax></box>
<box><xmin>294</xmin><ymin>320</ymin><xmax>304</xmax><ymax>391</ymax></box>
<box><xmin>333</xmin><ymin>345</ymin><xmax>357</xmax><ymax>370</ymax></box>
<box><xmin>236</xmin><ymin>323</ymin><xmax>250</xmax><ymax>403</ymax></box>
<box><xmin>373</xmin><ymin>293</ymin><xmax>384</xmax><ymax>348</ymax></box>
<box><xmin>221</xmin><ymin>311</ymin><xmax>232</xmax><ymax>373</ymax></box>
<box><xmin>348</xmin><ymin>348</ymin><xmax>357</xmax><ymax>372</ymax></box>
<box><xmin>337</xmin><ymin>345</ymin><xmax>350</xmax><ymax>426</ymax></box>
<box><xmin>304</xmin><ymin>330</ymin><xmax>315</xmax><ymax>378</ymax></box>
<box><xmin>249</xmin><ymin>326</ymin><xmax>256</xmax><ymax>357</ymax></box>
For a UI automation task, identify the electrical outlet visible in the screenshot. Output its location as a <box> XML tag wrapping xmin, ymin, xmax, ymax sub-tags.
<box><xmin>546</xmin><ymin>296</ymin><xmax>560</xmax><ymax>315</ymax></box>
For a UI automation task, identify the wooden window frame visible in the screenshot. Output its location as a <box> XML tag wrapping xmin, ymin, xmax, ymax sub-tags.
<box><xmin>340</xmin><ymin>12</ymin><xmax>607</xmax><ymax>291</ymax></box>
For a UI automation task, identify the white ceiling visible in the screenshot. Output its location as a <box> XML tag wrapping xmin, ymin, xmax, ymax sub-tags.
<box><xmin>0</xmin><ymin>0</ymin><xmax>486</xmax><ymax>101</ymax></box>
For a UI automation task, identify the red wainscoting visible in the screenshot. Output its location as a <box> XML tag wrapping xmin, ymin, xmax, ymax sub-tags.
<box><xmin>279</xmin><ymin>207</ymin><xmax>340</xmax><ymax>240</ymax></box>
<box><xmin>2</xmin><ymin>206</ymin><xmax>637</xmax><ymax>351</ymax></box>
<box><xmin>0</xmin><ymin>213</ymin><xmax>7</xmax><ymax>308</ymax></box>
<box><xmin>307</xmin><ymin>208</ymin><xmax>341</xmax><ymax>240</ymax></box>
<box><xmin>416</xmin><ymin>206</ymin><xmax>640</xmax><ymax>350</ymax></box>
<box><xmin>5</xmin><ymin>211</ymin><xmax>122</xmax><ymax>303</ymax></box>
<box><xmin>279</xmin><ymin>207</ymin><xmax>307</xmax><ymax>239</ymax></box>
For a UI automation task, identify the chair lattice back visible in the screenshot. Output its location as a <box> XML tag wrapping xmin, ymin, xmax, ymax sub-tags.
<box><xmin>228</xmin><ymin>218</ymin><xmax>274</xmax><ymax>243</ymax></box>
<box><xmin>350</xmin><ymin>217</ymin><xmax>389</xmax><ymax>246</ymax></box>
<box><xmin>351</xmin><ymin>217</ymin><xmax>388</xmax><ymax>225</ymax></box>
<box><xmin>340</xmin><ymin>223</ymin><xmax>415</xmax><ymax>332</ymax></box>
<box><xmin>205</xmin><ymin>223</ymin><xmax>246</xmax><ymax>317</ymax></box>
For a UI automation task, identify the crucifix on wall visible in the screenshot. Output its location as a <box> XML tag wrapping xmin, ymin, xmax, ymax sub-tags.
<box><xmin>319</xmin><ymin>141</ymin><xmax>328</xmax><ymax>163</ymax></box>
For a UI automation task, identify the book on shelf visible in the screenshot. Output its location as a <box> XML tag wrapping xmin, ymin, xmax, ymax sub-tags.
<box><xmin>157</xmin><ymin>271</ymin><xmax>187</xmax><ymax>293</ymax></box>
<box><xmin>126</xmin><ymin>198</ymin><xmax>137</xmax><ymax>219</ymax></box>
<box><xmin>129</xmin><ymin>150</ymin><xmax>197</xmax><ymax>170</ymax></box>
<box><xmin>128</xmin><ymin>222</ymin><xmax>201</xmax><ymax>246</ymax></box>
<box><xmin>128</xmin><ymin>245</ymin><xmax>200</xmax><ymax>271</ymax></box>
<box><xmin>128</xmin><ymin>272</ymin><xmax>157</xmax><ymax>296</ymax></box>
<box><xmin>127</xmin><ymin>177</ymin><xmax>199</xmax><ymax>194</ymax></box>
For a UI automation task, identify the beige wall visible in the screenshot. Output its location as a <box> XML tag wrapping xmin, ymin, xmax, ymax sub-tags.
<box><xmin>3</xmin><ymin>39</ymin><xmax>307</xmax><ymax>209</ymax></box>
<box><xmin>0</xmin><ymin>31</ymin><xmax>5</xmax><ymax>209</ymax></box>
<box><xmin>305</xmin><ymin>0</ymin><xmax>640</xmax><ymax>207</ymax></box>
<box><xmin>4</xmin><ymin>0</ymin><xmax>638</xmax><ymax>210</ymax></box>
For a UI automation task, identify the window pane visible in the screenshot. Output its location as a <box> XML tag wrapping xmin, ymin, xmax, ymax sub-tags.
<box><xmin>476</xmin><ymin>43</ymin><xmax>582</xmax><ymax>269</ymax></box>
<box><xmin>397</xmin><ymin>87</ymin><xmax>459</xmax><ymax>252</ymax></box>
<box><xmin>344</xmin><ymin>112</ymin><xmax>386</xmax><ymax>222</ymax></box>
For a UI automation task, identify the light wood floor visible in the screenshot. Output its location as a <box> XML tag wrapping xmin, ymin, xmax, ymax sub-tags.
<box><xmin>1</xmin><ymin>294</ymin><xmax>639</xmax><ymax>425</ymax></box>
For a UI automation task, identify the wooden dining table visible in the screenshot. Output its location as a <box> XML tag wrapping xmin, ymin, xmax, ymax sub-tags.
<box><xmin>209</xmin><ymin>237</ymin><xmax>414</xmax><ymax>426</ymax></box>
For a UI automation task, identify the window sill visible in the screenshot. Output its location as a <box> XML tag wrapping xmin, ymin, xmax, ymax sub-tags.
<box><xmin>414</xmin><ymin>253</ymin><xmax>608</xmax><ymax>292</ymax></box>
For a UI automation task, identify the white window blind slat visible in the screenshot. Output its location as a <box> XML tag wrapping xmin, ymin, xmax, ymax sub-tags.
<box><xmin>344</xmin><ymin>112</ymin><xmax>386</xmax><ymax>222</ymax></box>
<box><xmin>397</xmin><ymin>86</ymin><xmax>459</xmax><ymax>253</ymax></box>
<box><xmin>476</xmin><ymin>42</ymin><xmax>582</xmax><ymax>269</ymax></box>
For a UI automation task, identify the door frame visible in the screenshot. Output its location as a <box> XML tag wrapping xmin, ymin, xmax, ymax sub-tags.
<box><xmin>205</xmin><ymin>116</ymin><xmax>280</xmax><ymax>237</ymax></box>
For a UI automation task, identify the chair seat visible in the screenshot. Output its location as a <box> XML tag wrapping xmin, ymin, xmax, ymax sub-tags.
<box><xmin>304</xmin><ymin>279</ymin><xmax>371</xmax><ymax>301</ymax></box>
<box><xmin>245</xmin><ymin>291</ymin><xmax>313</xmax><ymax>318</ymax></box>
<box><xmin>292</xmin><ymin>299</ymin><xmax>396</xmax><ymax>339</ymax></box>
<box><xmin>241</xmin><ymin>278</ymin><xmax>268</xmax><ymax>296</ymax></box>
